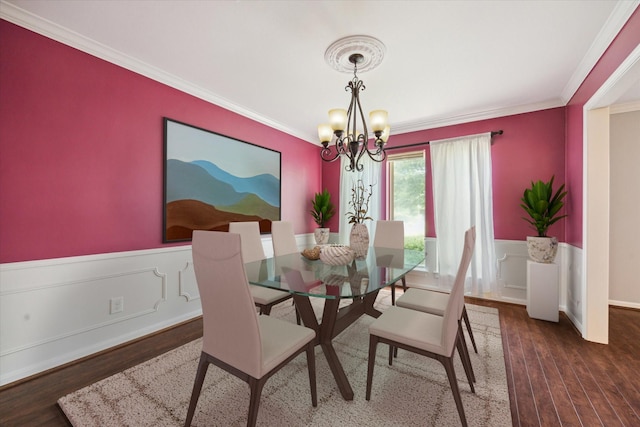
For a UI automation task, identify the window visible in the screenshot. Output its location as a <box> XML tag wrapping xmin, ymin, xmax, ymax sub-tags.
<box><xmin>387</xmin><ymin>152</ymin><xmax>425</xmax><ymax>252</ymax></box>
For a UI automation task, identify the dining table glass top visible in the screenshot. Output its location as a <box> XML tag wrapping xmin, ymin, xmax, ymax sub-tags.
<box><xmin>245</xmin><ymin>246</ymin><xmax>425</xmax><ymax>299</ymax></box>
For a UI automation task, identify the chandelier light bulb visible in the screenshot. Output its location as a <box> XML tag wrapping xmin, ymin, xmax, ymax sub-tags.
<box><xmin>369</xmin><ymin>110</ymin><xmax>388</xmax><ymax>133</ymax></box>
<box><xmin>328</xmin><ymin>109</ymin><xmax>348</xmax><ymax>132</ymax></box>
<box><xmin>318</xmin><ymin>124</ymin><xmax>334</xmax><ymax>145</ymax></box>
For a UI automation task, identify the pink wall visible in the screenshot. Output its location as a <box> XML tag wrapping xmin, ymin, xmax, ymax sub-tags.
<box><xmin>565</xmin><ymin>8</ymin><xmax>640</xmax><ymax>248</ymax></box>
<box><xmin>0</xmin><ymin>21</ymin><xmax>321</xmax><ymax>263</ymax></box>
<box><xmin>323</xmin><ymin>108</ymin><xmax>567</xmax><ymax>241</ymax></box>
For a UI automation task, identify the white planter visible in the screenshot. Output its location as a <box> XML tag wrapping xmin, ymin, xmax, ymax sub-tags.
<box><xmin>526</xmin><ymin>236</ymin><xmax>558</xmax><ymax>263</ymax></box>
<box><xmin>314</xmin><ymin>227</ymin><xmax>330</xmax><ymax>245</ymax></box>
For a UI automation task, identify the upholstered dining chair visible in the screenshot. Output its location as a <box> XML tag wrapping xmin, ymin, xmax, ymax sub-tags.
<box><xmin>395</xmin><ymin>272</ymin><xmax>479</xmax><ymax>354</ymax></box>
<box><xmin>271</xmin><ymin>220</ymin><xmax>299</xmax><ymax>257</ymax></box>
<box><xmin>373</xmin><ymin>220</ymin><xmax>406</xmax><ymax>305</ymax></box>
<box><xmin>365</xmin><ymin>227</ymin><xmax>476</xmax><ymax>427</ymax></box>
<box><xmin>229</xmin><ymin>221</ymin><xmax>294</xmax><ymax>316</ymax></box>
<box><xmin>185</xmin><ymin>231</ymin><xmax>317</xmax><ymax>427</ymax></box>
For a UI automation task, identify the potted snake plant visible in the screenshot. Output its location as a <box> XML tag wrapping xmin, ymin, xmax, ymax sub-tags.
<box><xmin>520</xmin><ymin>175</ymin><xmax>567</xmax><ymax>263</ymax></box>
<box><xmin>310</xmin><ymin>189</ymin><xmax>335</xmax><ymax>244</ymax></box>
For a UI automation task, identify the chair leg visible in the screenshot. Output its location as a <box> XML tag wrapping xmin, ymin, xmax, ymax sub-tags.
<box><xmin>390</xmin><ymin>282</ymin><xmax>396</xmax><ymax>305</ymax></box>
<box><xmin>456</xmin><ymin>328</ymin><xmax>476</xmax><ymax>392</ymax></box>
<box><xmin>462</xmin><ymin>305</ymin><xmax>478</xmax><ymax>353</ymax></box>
<box><xmin>262</xmin><ymin>305</ymin><xmax>272</xmax><ymax>315</ymax></box>
<box><xmin>388</xmin><ymin>344</ymin><xmax>394</xmax><ymax>365</ymax></box>
<box><xmin>184</xmin><ymin>353</ymin><xmax>210</xmax><ymax>427</ymax></box>
<box><xmin>440</xmin><ymin>355</ymin><xmax>468</xmax><ymax>427</ymax></box>
<box><xmin>247</xmin><ymin>376</ymin><xmax>267</xmax><ymax>427</ymax></box>
<box><xmin>366</xmin><ymin>335</ymin><xmax>379</xmax><ymax>400</ymax></box>
<box><xmin>401</xmin><ymin>276</ymin><xmax>407</xmax><ymax>292</ymax></box>
<box><xmin>457</xmin><ymin>320</ymin><xmax>476</xmax><ymax>383</ymax></box>
<box><xmin>306</xmin><ymin>342</ymin><xmax>317</xmax><ymax>407</ymax></box>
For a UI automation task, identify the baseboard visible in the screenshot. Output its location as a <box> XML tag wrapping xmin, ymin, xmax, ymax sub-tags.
<box><xmin>609</xmin><ymin>300</ymin><xmax>640</xmax><ymax>310</ymax></box>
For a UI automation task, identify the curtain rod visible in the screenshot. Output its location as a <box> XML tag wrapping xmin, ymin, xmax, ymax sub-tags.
<box><xmin>385</xmin><ymin>130</ymin><xmax>503</xmax><ymax>151</ymax></box>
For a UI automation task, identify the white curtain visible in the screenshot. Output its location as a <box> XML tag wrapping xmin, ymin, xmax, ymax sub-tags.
<box><xmin>339</xmin><ymin>155</ymin><xmax>382</xmax><ymax>245</ymax></box>
<box><xmin>430</xmin><ymin>132</ymin><xmax>497</xmax><ymax>296</ymax></box>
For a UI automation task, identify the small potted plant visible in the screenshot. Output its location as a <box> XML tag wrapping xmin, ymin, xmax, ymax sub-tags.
<box><xmin>520</xmin><ymin>175</ymin><xmax>567</xmax><ymax>263</ymax></box>
<box><xmin>310</xmin><ymin>188</ymin><xmax>335</xmax><ymax>244</ymax></box>
<box><xmin>347</xmin><ymin>179</ymin><xmax>374</xmax><ymax>258</ymax></box>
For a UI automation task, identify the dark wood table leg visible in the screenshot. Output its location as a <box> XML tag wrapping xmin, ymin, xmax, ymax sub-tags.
<box><xmin>291</xmin><ymin>295</ymin><xmax>320</xmax><ymax>338</ymax></box>
<box><xmin>363</xmin><ymin>289</ymin><xmax>383</xmax><ymax>318</ymax></box>
<box><xmin>292</xmin><ymin>295</ymin><xmax>354</xmax><ymax>400</ymax></box>
<box><xmin>292</xmin><ymin>289</ymin><xmax>389</xmax><ymax>401</ymax></box>
<box><xmin>319</xmin><ymin>298</ymin><xmax>354</xmax><ymax>400</ymax></box>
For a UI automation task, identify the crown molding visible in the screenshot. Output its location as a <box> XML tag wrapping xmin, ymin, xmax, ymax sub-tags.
<box><xmin>3</xmin><ymin>0</ymin><xmax>633</xmax><ymax>145</ymax></box>
<box><xmin>0</xmin><ymin>1</ymin><xmax>311</xmax><ymax>143</ymax></box>
<box><xmin>560</xmin><ymin>0</ymin><xmax>640</xmax><ymax>104</ymax></box>
<box><xmin>586</xmin><ymin>42</ymin><xmax>640</xmax><ymax>110</ymax></box>
<box><xmin>610</xmin><ymin>101</ymin><xmax>640</xmax><ymax>114</ymax></box>
<box><xmin>391</xmin><ymin>99</ymin><xmax>565</xmax><ymax>134</ymax></box>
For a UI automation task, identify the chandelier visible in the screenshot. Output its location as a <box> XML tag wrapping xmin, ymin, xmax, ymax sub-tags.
<box><xmin>318</xmin><ymin>38</ymin><xmax>389</xmax><ymax>172</ymax></box>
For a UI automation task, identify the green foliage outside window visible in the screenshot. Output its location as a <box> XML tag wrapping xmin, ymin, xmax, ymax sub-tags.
<box><xmin>404</xmin><ymin>235</ymin><xmax>425</xmax><ymax>252</ymax></box>
<box><xmin>390</xmin><ymin>155</ymin><xmax>425</xmax><ymax>251</ymax></box>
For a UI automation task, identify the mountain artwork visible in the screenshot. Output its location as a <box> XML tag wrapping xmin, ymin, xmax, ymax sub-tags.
<box><xmin>163</xmin><ymin>119</ymin><xmax>281</xmax><ymax>241</ymax></box>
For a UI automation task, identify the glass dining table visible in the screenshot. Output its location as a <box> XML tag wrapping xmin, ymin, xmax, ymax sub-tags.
<box><xmin>244</xmin><ymin>246</ymin><xmax>425</xmax><ymax>401</ymax></box>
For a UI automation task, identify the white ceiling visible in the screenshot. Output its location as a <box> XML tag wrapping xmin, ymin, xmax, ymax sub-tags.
<box><xmin>2</xmin><ymin>0</ymin><xmax>638</xmax><ymax>143</ymax></box>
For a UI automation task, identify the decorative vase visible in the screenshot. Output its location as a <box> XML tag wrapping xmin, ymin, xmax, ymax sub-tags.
<box><xmin>349</xmin><ymin>223</ymin><xmax>369</xmax><ymax>259</ymax></box>
<box><xmin>314</xmin><ymin>227</ymin><xmax>330</xmax><ymax>245</ymax></box>
<box><xmin>527</xmin><ymin>236</ymin><xmax>558</xmax><ymax>263</ymax></box>
<box><xmin>319</xmin><ymin>245</ymin><xmax>355</xmax><ymax>265</ymax></box>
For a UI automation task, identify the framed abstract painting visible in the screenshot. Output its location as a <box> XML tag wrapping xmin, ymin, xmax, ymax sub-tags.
<box><xmin>163</xmin><ymin>118</ymin><xmax>281</xmax><ymax>242</ymax></box>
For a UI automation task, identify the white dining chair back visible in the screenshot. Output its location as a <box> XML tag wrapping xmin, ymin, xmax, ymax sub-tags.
<box><xmin>271</xmin><ymin>221</ymin><xmax>299</xmax><ymax>257</ymax></box>
<box><xmin>192</xmin><ymin>231</ymin><xmax>262</xmax><ymax>375</ymax></box>
<box><xmin>373</xmin><ymin>220</ymin><xmax>404</xmax><ymax>249</ymax></box>
<box><xmin>229</xmin><ymin>221</ymin><xmax>266</xmax><ymax>263</ymax></box>
<box><xmin>442</xmin><ymin>227</ymin><xmax>475</xmax><ymax>352</ymax></box>
<box><xmin>373</xmin><ymin>220</ymin><xmax>406</xmax><ymax>304</ymax></box>
<box><xmin>229</xmin><ymin>221</ymin><xmax>294</xmax><ymax>317</ymax></box>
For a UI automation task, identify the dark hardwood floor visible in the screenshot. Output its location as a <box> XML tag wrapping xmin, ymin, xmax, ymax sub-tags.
<box><xmin>1</xmin><ymin>297</ymin><xmax>639</xmax><ymax>426</ymax></box>
<box><xmin>467</xmin><ymin>297</ymin><xmax>640</xmax><ymax>427</ymax></box>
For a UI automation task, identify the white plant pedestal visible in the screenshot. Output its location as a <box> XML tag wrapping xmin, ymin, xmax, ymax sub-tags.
<box><xmin>526</xmin><ymin>260</ymin><xmax>559</xmax><ymax>322</ymax></box>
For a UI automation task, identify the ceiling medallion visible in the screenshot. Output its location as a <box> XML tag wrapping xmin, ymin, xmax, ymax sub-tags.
<box><xmin>324</xmin><ymin>35</ymin><xmax>386</xmax><ymax>74</ymax></box>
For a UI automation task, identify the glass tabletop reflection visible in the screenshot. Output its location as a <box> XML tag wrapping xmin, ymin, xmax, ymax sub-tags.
<box><xmin>244</xmin><ymin>246</ymin><xmax>425</xmax><ymax>299</ymax></box>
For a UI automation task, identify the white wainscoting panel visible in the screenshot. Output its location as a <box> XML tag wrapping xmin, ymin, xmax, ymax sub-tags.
<box><xmin>1</xmin><ymin>267</ymin><xmax>166</xmax><ymax>355</ymax></box>
<box><xmin>565</xmin><ymin>244</ymin><xmax>584</xmax><ymax>333</ymax></box>
<box><xmin>409</xmin><ymin>239</ymin><xmax>533</xmax><ymax>303</ymax></box>
<box><xmin>0</xmin><ymin>233</ymin><xmax>315</xmax><ymax>386</ymax></box>
<box><xmin>0</xmin><ymin>234</ymin><xmax>579</xmax><ymax>386</ymax></box>
<box><xmin>178</xmin><ymin>260</ymin><xmax>199</xmax><ymax>302</ymax></box>
<box><xmin>495</xmin><ymin>240</ymin><xmax>529</xmax><ymax>302</ymax></box>
<box><xmin>404</xmin><ymin>239</ymin><xmax>575</xmax><ymax>311</ymax></box>
<box><xmin>0</xmin><ymin>246</ymin><xmax>200</xmax><ymax>386</ymax></box>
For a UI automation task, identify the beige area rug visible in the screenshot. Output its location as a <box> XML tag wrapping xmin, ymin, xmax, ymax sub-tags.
<box><xmin>58</xmin><ymin>292</ymin><xmax>511</xmax><ymax>426</ymax></box>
